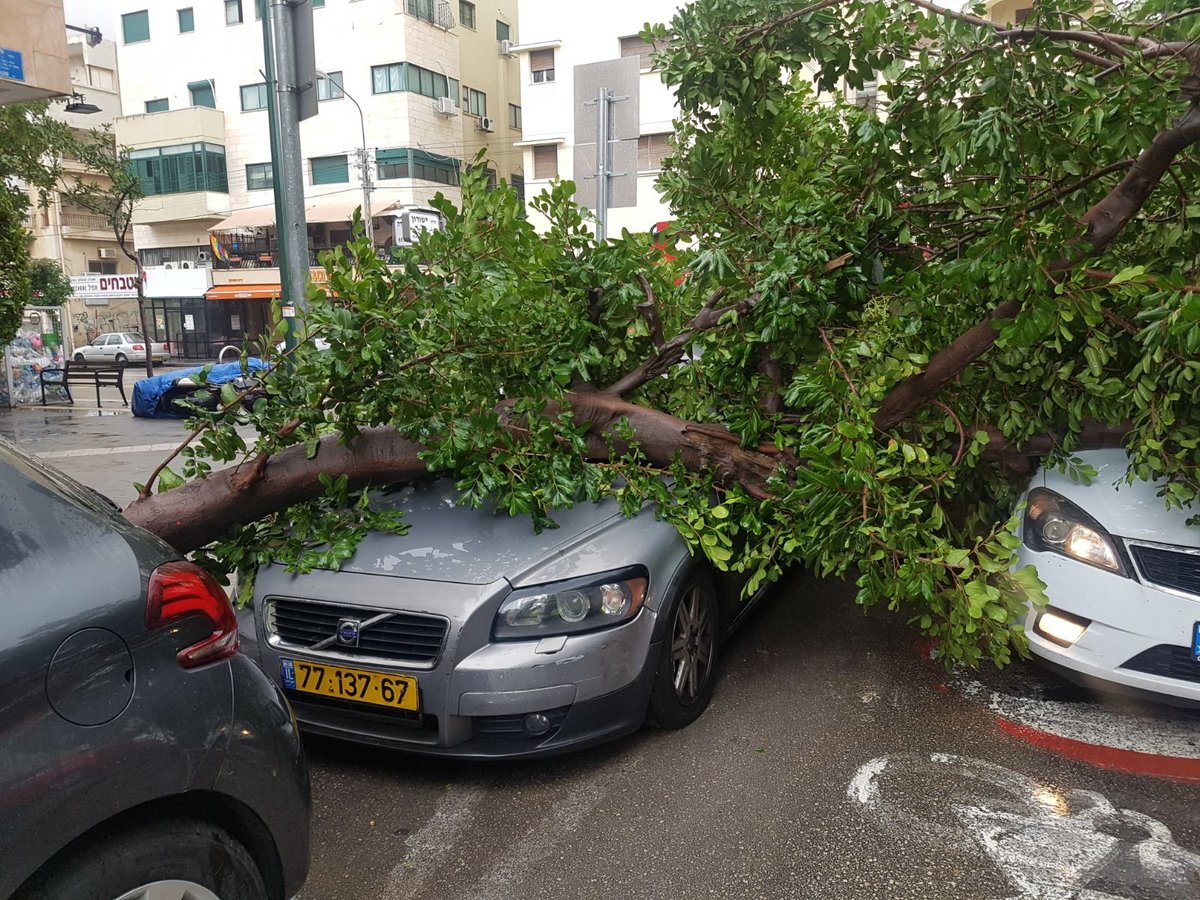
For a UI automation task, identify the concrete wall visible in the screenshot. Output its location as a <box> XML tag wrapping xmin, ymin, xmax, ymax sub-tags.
<box><xmin>0</xmin><ymin>0</ymin><xmax>71</xmax><ymax>104</ymax></box>
<box><xmin>516</xmin><ymin>0</ymin><xmax>681</xmax><ymax>235</ymax></box>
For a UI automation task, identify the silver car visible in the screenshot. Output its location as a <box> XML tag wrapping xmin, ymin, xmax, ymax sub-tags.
<box><xmin>74</xmin><ymin>331</ymin><xmax>172</xmax><ymax>365</ymax></box>
<box><xmin>240</xmin><ymin>480</ymin><xmax>766</xmax><ymax>759</ymax></box>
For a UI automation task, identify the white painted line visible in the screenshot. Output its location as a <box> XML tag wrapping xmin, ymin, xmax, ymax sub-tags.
<box><xmin>846</xmin><ymin>755</ymin><xmax>888</xmax><ymax>807</ymax></box>
<box><xmin>382</xmin><ymin>784</ymin><xmax>485</xmax><ymax>900</ymax></box>
<box><xmin>37</xmin><ymin>442</ymin><xmax>179</xmax><ymax>460</ymax></box>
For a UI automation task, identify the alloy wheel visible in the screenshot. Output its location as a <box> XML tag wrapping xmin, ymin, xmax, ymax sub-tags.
<box><xmin>670</xmin><ymin>584</ymin><xmax>716</xmax><ymax>703</ymax></box>
<box><xmin>113</xmin><ymin>881</ymin><xmax>222</xmax><ymax>900</ymax></box>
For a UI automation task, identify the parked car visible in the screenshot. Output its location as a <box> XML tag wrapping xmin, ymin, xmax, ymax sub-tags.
<box><xmin>1017</xmin><ymin>448</ymin><xmax>1200</xmax><ymax>707</ymax></box>
<box><xmin>73</xmin><ymin>332</ymin><xmax>172</xmax><ymax>365</ymax></box>
<box><xmin>240</xmin><ymin>480</ymin><xmax>769</xmax><ymax>759</ymax></box>
<box><xmin>0</xmin><ymin>436</ymin><xmax>310</xmax><ymax>900</ymax></box>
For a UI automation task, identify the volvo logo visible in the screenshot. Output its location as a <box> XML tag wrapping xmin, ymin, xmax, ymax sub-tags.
<box><xmin>336</xmin><ymin>618</ymin><xmax>362</xmax><ymax>647</ymax></box>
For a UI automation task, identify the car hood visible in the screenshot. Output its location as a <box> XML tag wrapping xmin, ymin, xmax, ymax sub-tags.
<box><xmin>1039</xmin><ymin>449</ymin><xmax>1200</xmax><ymax>548</ymax></box>
<box><xmin>332</xmin><ymin>480</ymin><xmax>625</xmax><ymax>584</ymax></box>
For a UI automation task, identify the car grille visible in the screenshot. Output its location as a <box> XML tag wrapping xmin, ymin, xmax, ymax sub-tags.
<box><xmin>1119</xmin><ymin>645</ymin><xmax>1200</xmax><ymax>685</ymax></box>
<box><xmin>269</xmin><ymin>598</ymin><xmax>449</xmax><ymax>664</ymax></box>
<box><xmin>1130</xmin><ymin>544</ymin><xmax>1200</xmax><ymax>598</ymax></box>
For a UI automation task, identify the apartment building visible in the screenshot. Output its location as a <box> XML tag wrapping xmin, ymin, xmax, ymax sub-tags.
<box><xmin>113</xmin><ymin>0</ymin><xmax>521</xmax><ymax>359</ymax></box>
<box><xmin>513</xmin><ymin>0</ymin><xmax>680</xmax><ymax>237</ymax></box>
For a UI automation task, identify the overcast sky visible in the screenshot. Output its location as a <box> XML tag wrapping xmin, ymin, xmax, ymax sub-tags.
<box><xmin>63</xmin><ymin>0</ymin><xmax>119</xmax><ymax>39</ymax></box>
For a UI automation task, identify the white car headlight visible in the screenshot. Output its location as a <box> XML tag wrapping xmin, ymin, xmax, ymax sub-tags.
<box><xmin>493</xmin><ymin>567</ymin><xmax>649</xmax><ymax>641</ymax></box>
<box><xmin>1023</xmin><ymin>488</ymin><xmax>1129</xmax><ymax>577</ymax></box>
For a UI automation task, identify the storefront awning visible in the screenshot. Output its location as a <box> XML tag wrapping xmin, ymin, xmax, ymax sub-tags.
<box><xmin>206</xmin><ymin>284</ymin><xmax>280</xmax><ymax>301</ymax></box>
<box><xmin>304</xmin><ymin>199</ymin><xmax>360</xmax><ymax>224</ymax></box>
<box><xmin>209</xmin><ymin>206</ymin><xmax>276</xmax><ymax>231</ymax></box>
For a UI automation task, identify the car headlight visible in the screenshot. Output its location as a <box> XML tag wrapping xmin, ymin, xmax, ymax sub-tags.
<box><xmin>493</xmin><ymin>567</ymin><xmax>649</xmax><ymax>641</ymax></box>
<box><xmin>1023</xmin><ymin>488</ymin><xmax>1129</xmax><ymax>577</ymax></box>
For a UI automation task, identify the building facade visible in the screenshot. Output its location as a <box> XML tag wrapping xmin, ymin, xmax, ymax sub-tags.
<box><xmin>0</xmin><ymin>0</ymin><xmax>71</xmax><ymax>105</ymax></box>
<box><xmin>112</xmin><ymin>0</ymin><xmax>521</xmax><ymax>359</ymax></box>
<box><xmin>513</xmin><ymin>0</ymin><xmax>680</xmax><ymax>237</ymax></box>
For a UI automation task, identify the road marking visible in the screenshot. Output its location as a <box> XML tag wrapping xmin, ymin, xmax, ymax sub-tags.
<box><xmin>36</xmin><ymin>442</ymin><xmax>179</xmax><ymax>459</ymax></box>
<box><xmin>382</xmin><ymin>784</ymin><xmax>485</xmax><ymax>900</ymax></box>
<box><xmin>849</xmin><ymin>753</ymin><xmax>1200</xmax><ymax>900</ymax></box>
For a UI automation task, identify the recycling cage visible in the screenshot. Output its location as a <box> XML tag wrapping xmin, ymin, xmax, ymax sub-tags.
<box><xmin>3</xmin><ymin>306</ymin><xmax>69</xmax><ymax>408</ymax></box>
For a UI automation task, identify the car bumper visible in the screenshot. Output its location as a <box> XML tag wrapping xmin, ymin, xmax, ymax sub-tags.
<box><xmin>1018</xmin><ymin>547</ymin><xmax>1200</xmax><ymax>705</ymax></box>
<box><xmin>238</xmin><ymin>587</ymin><xmax>661</xmax><ymax>760</ymax></box>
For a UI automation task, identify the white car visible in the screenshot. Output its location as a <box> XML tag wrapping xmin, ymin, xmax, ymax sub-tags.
<box><xmin>1017</xmin><ymin>449</ymin><xmax>1200</xmax><ymax>706</ymax></box>
<box><xmin>73</xmin><ymin>332</ymin><xmax>171</xmax><ymax>366</ymax></box>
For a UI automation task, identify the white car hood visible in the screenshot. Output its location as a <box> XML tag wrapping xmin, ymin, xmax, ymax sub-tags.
<box><xmin>1038</xmin><ymin>449</ymin><xmax>1200</xmax><ymax>548</ymax></box>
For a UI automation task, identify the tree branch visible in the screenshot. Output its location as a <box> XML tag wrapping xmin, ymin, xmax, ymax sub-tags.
<box><xmin>635</xmin><ymin>273</ymin><xmax>666</xmax><ymax>349</ymax></box>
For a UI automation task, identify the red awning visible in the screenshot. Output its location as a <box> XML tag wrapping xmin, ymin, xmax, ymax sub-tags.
<box><xmin>206</xmin><ymin>284</ymin><xmax>280</xmax><ymax>301</ymax></box>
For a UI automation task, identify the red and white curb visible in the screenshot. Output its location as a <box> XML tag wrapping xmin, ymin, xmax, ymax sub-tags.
<box><xmin>932</xmin><ymin>648</ymin><xmax>1200</xmax><ymax>782</ymax></box>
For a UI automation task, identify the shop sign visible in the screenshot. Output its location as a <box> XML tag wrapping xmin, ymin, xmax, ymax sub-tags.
<box><xmin>70</xmin><ymin>273</ymin><xmax>140</xmax><ymax>306</ymax></box>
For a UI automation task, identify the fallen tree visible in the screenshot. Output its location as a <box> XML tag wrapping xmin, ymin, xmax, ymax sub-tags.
<box><xmin>123</xmin><ymin>0</ymin><xmax>1200</xmax><ymax>667</ymax></box>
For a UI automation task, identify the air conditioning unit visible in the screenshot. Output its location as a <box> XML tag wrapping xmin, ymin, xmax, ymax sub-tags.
<box><xmin>498</xmin><ymin>39</ymin><xmax>515</xmax><ymax>56</ymax></box>
<box><xmin>179</xmin><ymin>260</ymin><xmax>192</xmax><ymax>269</ymax></box>
<box><xmin>162</xmin><ymin>262</ymin><xmax>178</xmax><ymax>270</ymax></box>
<box><xmin>433</xmin><ymin>96</ymin><xmax>458</xmax><ymax>116</ymax></box>
<box><xmin>477</xmin><ymin>115</ymin><xmax>495</xmax><ymax>133</ymax></box>
<box><xmin>99</xmin><ymin>247</ymin><xmax>117</xmax><ymax>259</ymax></box>
<box><xmin>196</xmin><ymin>249</ymin><xmax>211</xmax><ymax>262</ymax></box>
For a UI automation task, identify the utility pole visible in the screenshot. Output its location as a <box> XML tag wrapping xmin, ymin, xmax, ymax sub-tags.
<box><xmin>583</xmin><ymin>87</ymin><xmax>626</xmax><ymax>243</ymax></box>
<box><xmin>319</xmin><ymin>72</ymin><xmax>372</xmax><ymax>241</ymax></box>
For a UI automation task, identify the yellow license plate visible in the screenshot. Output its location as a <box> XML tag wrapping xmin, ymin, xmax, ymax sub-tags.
<box><xmin>281</xmin><ymin>658</ymin><xmax>419</xmax><ymax>712</ymax></box>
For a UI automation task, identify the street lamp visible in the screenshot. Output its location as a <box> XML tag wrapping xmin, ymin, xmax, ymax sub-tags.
<box><xmin>316</xmin><ymin>70</ymin><xmax>372</xmax><ymax>241</ymax></box>
<box><xmin>61</xmin><ymin>92</ymin><xmax>101</xmax><ymax>114</ymax></box>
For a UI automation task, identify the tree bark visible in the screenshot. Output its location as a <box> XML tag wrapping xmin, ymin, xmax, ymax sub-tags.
<box><xmin>124</xmin><ymin>391</ymin><xmax>784</xmax><ymax>553</ymax></box>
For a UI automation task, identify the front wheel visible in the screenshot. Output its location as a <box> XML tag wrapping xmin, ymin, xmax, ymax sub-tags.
<box><xmin>12</xmin><ymin>817</ymin><xmax>270</xmax><ymax>900</ymax></box>
<box><xmin>114</xmin><ymin>352</ymin><xmax>128</xmax><ymax>365</ymax></box>
<box><xmin>73</xmin><ymin>352</ymin><xmax>85</xmax><ymax>363</ymax></box>
<box><xmin>647</xmin><ymin>570</ymin><xmax>720</xmax><ymax>729</ymax></box>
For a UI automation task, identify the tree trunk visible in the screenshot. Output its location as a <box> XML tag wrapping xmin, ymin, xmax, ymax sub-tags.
<box><xmin>135</xmin><ymin>259</ymin><xmax>153</xmax><ymax>378</ymax></box>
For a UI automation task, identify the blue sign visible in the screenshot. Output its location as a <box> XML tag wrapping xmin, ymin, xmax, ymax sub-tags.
<box><xmin>0</xmin><ymin>48</ymin><xmax>24</xmax><ymax>82</ymax></box>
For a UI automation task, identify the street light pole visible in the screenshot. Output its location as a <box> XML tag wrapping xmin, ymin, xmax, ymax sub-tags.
<box><xmin>319</xmin><ymin>71</ymin><xmax>372</xmax><ymax>242</ymax></box>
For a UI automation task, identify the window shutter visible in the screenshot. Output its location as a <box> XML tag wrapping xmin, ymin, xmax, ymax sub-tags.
<box><xmin>530</xmin><ymin>49</ymin><xmax>554</xmax><ymax>72</ymax></box>
<box><xmin>620</xmin><ymin>36</ymin><xmax>655</xmax><ymax>69</ymax></box>
<box><xmin>533</xmin><ymin>145</ymin><xmax>558</xmax><ymax>180</ymax></box>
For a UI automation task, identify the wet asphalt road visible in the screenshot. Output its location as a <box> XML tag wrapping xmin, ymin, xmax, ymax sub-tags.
<box><xmin>4</xmin><ymin>405</ymin><xmax>1199</xmax><ymax>900</ymax></box>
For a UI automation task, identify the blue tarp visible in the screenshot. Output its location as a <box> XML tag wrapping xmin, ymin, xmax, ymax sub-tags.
<box><xmin>132</xmin><ymin>358</ymin><xmax>270</xmax><ymax>418</ymax></box>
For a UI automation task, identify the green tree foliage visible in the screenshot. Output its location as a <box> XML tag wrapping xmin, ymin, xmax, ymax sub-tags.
<box><xmin>128</xmin><ymin>0</ymin><xmax>1200</xmax><ymax>667</ymax></box>
<box><xmin>0</xmin><ymin>102</ymin><xmax>76</xmax><ymax>343</ymax></box>
<box><xmin>28</xmin><ymin>259</ymin><xmax>72</xmax><ymax>307</ymax></box>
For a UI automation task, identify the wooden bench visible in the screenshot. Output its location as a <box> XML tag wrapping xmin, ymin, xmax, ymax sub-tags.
<box><xmin>39</xmin><ymin>361</ymin><xmax>128</xmax><ymax>407</ymax></box>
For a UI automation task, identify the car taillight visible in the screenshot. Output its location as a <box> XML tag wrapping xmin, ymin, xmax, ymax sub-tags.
<box><xmin>146</xmin><ymin>561</ymin><xmax>239</xmax><ymax>668</ymax></box>
<box><xmin>163</xmin><ymin>341</ymin><xmax>171</xmax><ymax>351</ymax></box>
<box><xmin>132</xmin><ymin>344</ymin><xmax>145</xmax><ymax>351</ymax></box>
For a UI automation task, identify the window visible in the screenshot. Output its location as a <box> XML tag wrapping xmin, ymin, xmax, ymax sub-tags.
<box><xmin>532</xmin><ymin>144</ymin><xmax>557</xmax><ymax>180</ymax></box>
<box><xmin>313</xmin><ymin>0</ymin><xmax>324</xmax><ymax>6</ymax></box>
<box><xmin>88</xmin><ymin>260</ymin><xmax>118</xmax><ymax>275</ymax></box>
<box><xmin>126</xmin><ymin>143</ymin><xmax>229</xmax><ymax>195</ymax></box>
<box><xmin>376</xmin><ymin>148</ymin><xmax>460</xmax><ymax>184</ymax></box>
<box><xmin>372</xmin><ymin>62</ymin><xmax>458</xmax><ymax>101</ymax></box>
<box><xmin>462</xmin><ymin>86</ymin><xmax>486</xmax><ymax>117</ymax></box>
<box><xmin>246</xmin><ymin>162</ymin><xmax>273</xmax><ymax>190</ymax></box>
<box><xmin>311</xmin><ymin>155</ymin><xmax>349</xmax><ymax>185</ymax></box>
<box><xmin>406</xmin><ymin>0</ymin><xmax>436</xmax><ymax>24</ymax></box>
<box><xmin>508</xmin><ymin>103</ymin><xmax>521</xmax><ymax>130</ymax></box>
<box><xmin>638</xmin><ymin>133</ymin><xmax>671</xmax><ymax>171</ymax></box>
<box><xmin>1014</xmin><ymin>6</ymin><xmax>1031</xmax><ymax>23</ymax></box>
<box><xmin>317</xmin><ymin>70</ymin><xmax>343</xmax><ymax>100</ymax></box>
<box><xmin>459</xmin><ymin>0</ymin><xmax>475</xmax><ymax>29</ymax></box>
<box><xmin>620</xmin><ymin>35</ymin><xmax>659</xmax><ymax>71</ymax></box>
<box><xmin>145</xmin><ymin>98</ymin><xmax>169</xmax><ymax>113</ymax></box>
<box><xmin>225</xmin><ymin>0</ymin><xmax>243</xmax><ymax>25</ymax></box>
<box><xmin>88</xmin><ymin>66</ymin><xmax>115</xmax><ymax>90</ymax></box>
<box><xmin>240</xmin><ymin>82</ymin><xmax>269</xmax><ymax>111</ymax></box>
<box><xmin>122</xmin><ymin>10</ymin><xmax>150</xmax><ymax>43</ymax></box>
<box><xmin>496</xmin><ymin>20</ymin><xmax>510</xmax><ymax>41</ymax></box>
<box><xmin>530</xmin><ymin>49</ymin><xmax>554</xmax><ymax>84</ymax></box>
<box><xmin>139</xmin><ymin>247</ymin><xmax>204</xmax><ymax>267</ymax></box>
<box><xmin>511</xmin><ymin>173</ymin><xmax>524</xmax><ymax>204</ymax></box>
<box><xmin>178</xmin><ymin>7</ymin><xmax>194</xmax><ymax>32</ymax></box>
<box><xmin>189</xmin><ymin>80</ymin><xmax>216</xmax><ymax>108</ymax></box>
